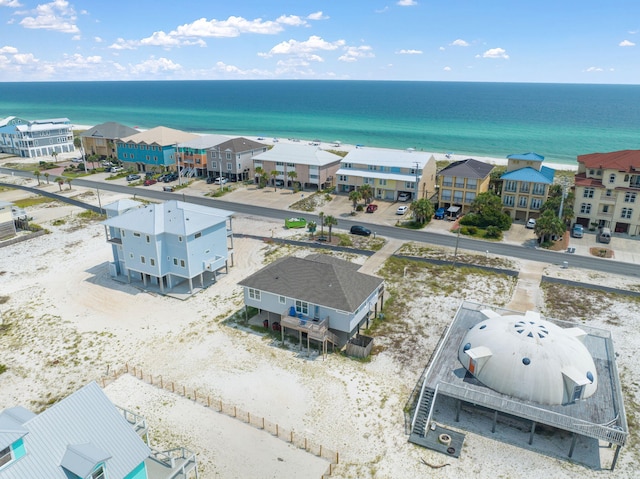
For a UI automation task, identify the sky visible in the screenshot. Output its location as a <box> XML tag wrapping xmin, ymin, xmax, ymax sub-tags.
<box><xmin>0</xmin><ymin>0</ymin><xmax>639</xmax><ymax>83</ymax></box>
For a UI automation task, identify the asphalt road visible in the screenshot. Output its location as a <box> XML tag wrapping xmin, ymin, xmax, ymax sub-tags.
<box><xmin>2</xmin><ymin>167</ymin><xmax>638</xmax><ymax>278</ymax></box>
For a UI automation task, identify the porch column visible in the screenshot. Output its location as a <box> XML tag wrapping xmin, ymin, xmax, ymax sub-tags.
<box><xmin>529</xmin><ymin>421</ymin><xmax>536</xmax><ymax>445</ymax></box>
<box><xmin>568</xmin><ymin>432</ymin><xmax>577</xmax><ymax>458</ymax></box>
<box><xmin>492</xmin><ymin>410</ymin><xmax>498</xmax><ymax>433</ymax></box>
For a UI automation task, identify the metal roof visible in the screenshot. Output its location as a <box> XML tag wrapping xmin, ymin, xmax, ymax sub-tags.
<box><xmin>238</xmin><ymin>254</ymin><xmax>383</xmax><ymax>312</ymax></box>
<box><xmin>335</xmin><ymin>168</ymin><xmax>415</xmax><ymax>182</ymax></box>
<box><xmin>506</xmin><ymin>152</ymin><xmax>545</xmax><ymax>162</ymax></box>
<box><xmin>102</xmin><ymin>200</ymin><xmax>233</xmax><ymax>236</ymax></box>
<box><xmin>253</xmin><ymin>143</ymin><xmax>342</xmax><ymax>167</ymax></box>
<box><xmin>119</xmin><ymin>126</ymin><xmax>198</xmax><ymax>147</ymax></box>
<box><xmin>178</xmin><ymin>134</ymin><xmax>231</xmax><ymax>150</ymax></box>
<box><xmin>342</xmin><ymin>148</ymin><xmax>435</xmax><ymax>168</ymax></box>
<box><xmin>0</xmin><ymin>382</ymin><xmax>151</xmax><ymax>479</ymax></box>
<box><xmin>500</xmin><ymin>166</ymin><xmax>554</xmax><ymax>184</ymax></box>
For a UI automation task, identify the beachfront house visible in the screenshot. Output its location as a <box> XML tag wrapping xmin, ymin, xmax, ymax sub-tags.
<box><xmin>208</xmin><ymin>137</ymin><xmax>268</xmax><ymax>183</ymax></box>
<box><xmin>0</xmin><ymin>116</ymin><xmax>74</xmax><ymax>159</ymax></box>
<box><xmin>80</xmin><ymin>122</ymin><xmax>139</xmax><ymax>162</ymax></box>
<box><xmin>238</xmin><ymin>254</ymin><xmax>385</xmax><ymax>354</ymax></box>
<box><xmin>436</xmin><ymin>158</ymin><xmax>494</xmax><ymax>217</ymax></box>
<box><xmin>176</xmin><ymin>134</ymin><xmax>230</xmax><ymax>179</ymax></box>
<box><xmin>500</xmin><ymin>152</ymin><xmax>555</xmax><ymax>222</ymax></box>
<box><xmin>0</xmin><ymin>381</ymin><xmax>198</xmax><ymax>478</ymax></box>
<box><xmin>116</xmin><ymin>126</ymin><xmax>198</xmax><ymax>174</ymax></box>
<box><xmin>336</xmin><ymin>148</ymin><xmax>437</xmax><ymax>202</ymax></box>
<box><xmin>252</xmin><ymin>143</ymin><xmax>342</xmax><ymax>190</ymax></box>
<box><xmin>573</xmin><ymin>150</ymin><xmax>640</xmax><ymax>236</ymax></box>
<box><xmin>102</xmin><ymin>199</ymin><xmax>235</xmax><ymax>296</ymax></box>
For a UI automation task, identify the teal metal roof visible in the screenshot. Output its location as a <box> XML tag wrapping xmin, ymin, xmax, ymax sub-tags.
<box><xmin>500</xmin><ymin>166</ymin><xmax>554</xmax><ymax>184</ymax></box>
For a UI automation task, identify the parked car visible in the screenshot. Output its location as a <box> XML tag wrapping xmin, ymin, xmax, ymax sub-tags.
<box><xmin>397</xmin><ymin>192</ymin><xmax>411</xmax><ymax>202</ymax></box>
<box><xmin>215</xmin><ymin>177</ymin><xmax>228</xmax><ymax>185</ymax></box>
<box><xmin>434</xmin><ymin>207</ymin><xmax>446</xmax><ymax>220</ymax></box>
<box><xmin>598</xmin><ymin>227</ymin><xmax>611</xmax><ymax>244</ymax></box>
<box><xmin>164</xmin><ymin>173</ymin><xmax>178</xmax><ymax>182</ymax></box>
<box><xmin>396</xmin><ymin>205</ymin><xmax>409</xmax><ymax>215</ymax></box>
<box><xmin>143</xmin><ymin>179</ymin><xmax>157</xmax><ymax>186</ymax></box>
<box><xmin>350</xmin><ymin>225</ymin><xmax>372</xmax><ymax>236</ymax></box>
<box><xmin>526</xmin><ymin>218</ymin><xmax>536</xmax><ymax>229</ymax></box>
<box><xmin>366</xmin><ymin>204</ymin><xmax>378</xmax><ymax>213</ymax></box>
<box><xmin>109</xmin><ymin>166</ymin><xmax>123</xmax><ymax>173</ymax></box>
<box><xmin>126</xmin><ymin>174</ymin><xmax>140</xmax><ymax>181</ymax></box>
<box><xmin>571</xmin><ymin>224</ymin><xmax>584</xmax><ymax>238</ymax></box>
<box><xmin>206</xmin><ymin>176</ymin><xmax>215</xmax><ymax>184</ymax></box>
<box><xmin>275</xmin><ymin>179</ymin><xmax>284</xmax><ymax>187</ymax></box>
<box><xmin>285</xmin><ymin>217</ymin><xmax>306</xmax><ymax>229</ymax></box>
<box><xmin>163</xmin><ymin>185</ymin><xmax>175</xmax><ymax>192</ymax></box>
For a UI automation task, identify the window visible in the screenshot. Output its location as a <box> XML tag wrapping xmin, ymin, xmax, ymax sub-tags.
<box><xmin>180</xmin><ymin>259</ymin><xmax>185</xmax><ymax>267</ymax></box>
<box><xmin>503</xmin><ymin>195</ymin><xmax>513</xmax><ymax>206</ymax></box>
<box><xmin>146</xmin><ymin>235</ymin><xmax>150</xmax><ymax>243</ymax></box>
<box><xmin>454</xmin><ymin>178</ymin><xmax>465</xmax><ymax>188</ymax></box>
<box><xmin>453</xmin><ymin>191</ymin><xmax>463</xmax><ymax>203</ymax></box>
<box><xmin>464</xmin><ymin>192</ymin><xmax>476</xmax><ymax>203</ymax></box>
<box><xmin>279</xmin><ymin>296</ymin><xmax>286</xmax><ymax>304</ymax></box>
<box><xmin>441</xmin><ymin>189</ymin><xmax>452</xmax><ymax>201</ymax></box>
<box><xmin>530</xmin><ymin>198</ymin><xmax>542</xmax><ymax>209</ymax></box>
<box><xmin>606</xmin><ymin>189</ymin><xmax>613</xmax><ymax>197</ymax></box>
<box><xmin>227</xmin><ymin>162</ymin><xmax>232</xmax><ymax>171</ymax></box>
<box><xmin>195</xmin><ymin>232</ymin><xmax>202</xmax><ymax>239</ymax></box>
<box><xmin>150</xmin><ymin>258</ymin><xmax>155</xmax><ymax>266</ymax></box>
<box><xmin>338</xmin><ymin>175</ymin><xmax>348</xmax><ymax>182</ymax></box>
<box><xmin>518</xmin><ymin>196</ymin><xmax>528</xmax><ymax>207</ymax></box>
<box><xmin>533</xmin><ymin>184</ymin><xmax>546</xmax><ymax>195</ymax></box>
<box><xmin>624</xmin><ymin>192</ymin><xmax>636</xmax><ymax>203</ymax></box>
<box><xmin>368</xmin><ymin>165</ymin><xmax>377</xmax><ymax>171</ymax></box>
<box><xmin>621</xmin><ymin>208</ymin><xmax>633</xmax><ymax>219</ymax></box>
<box><xmin>583</xmin><ymin>188</ymin><xmax>594</xmax><ymax>198</ymax></box>
<box><xmin>580</xmin><ymin>203</ymin><xmax>592</xmax><ymax>214</ymax></box>
<box><xmin>442</xmin><ymin>176</ymin><xmax>453</xmax><ymax>187</ymax></box>
<box><xmin>466</xmin><ymin>179</ymin><xmax>477</xmax><ymax>189</ymax></box>
<box><xmin>133</xmin><ymin>232</ymin><xmax>141</xmax><ymax>238</ymax></box>
<box><xmin>295</xmin><ymin>300</ymin><xmax>309</xmax><ymax>315</ymax></box>
<box><xmin>178</xmin><ymin>236</ymin><xmax>183</xmax><ymax>242</ymax></box>
<box><xmin>603</xmin><ymin>205</ymin><xmax>609</xmax><ymax>213</ymax></box>
<box><xmin>129</xmin><ymin>253</ymin><xmax>134</xmax><ymax>259</ymax></box>
<box><xmin>609</xmin><ymin>174</ymin><xmax>616</xmax><ymax>184</ymax></box>
<box><xmin>505</xmin><ymin>180</ymin><xmax>517</xmax><ymax>192</ymax></box>
<box><xmin>0</xmin><ymin>446</ymin><xmax>12</xmax><ymax>467</ymax></box>
<box><xmin>249</xmin><ymin>288</ymin><xmax>261</xmax><ymax>300</ymax></box>
<box><xmin>211</xmin><ymin>161</ymin><xmax>218</xmax><ymax>169</ymax></box>
<box><xmin>140</xmin><ymin>256</ymin><xmax>145</xmax><ymax>264</ymax></box>
<box><xmin>173</xmin><ymin>258</ymin><xmax>178</xmax><ymax>265</ymax></box>
<box><xmin>343</xmin><ymin>163</ymin><xmax>353</xmax><ymax>169</ymax></box>
<box><xmin>91</xmin><ymin>465</ymin><xmax>105</xmax><ymax>479</ymax></box>
<box><xmin>379</xmin><ymin>179</ymin><xmax>387</xmax><ymax>186</ymax></box>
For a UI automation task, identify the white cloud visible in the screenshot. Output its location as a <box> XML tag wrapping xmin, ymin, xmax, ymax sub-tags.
<box><xmin>214</xmin><ymin>61</ymin><xmax>272</xmax><ymax>78</ymax></box>
<box><xmin>397</xmin><ymin>49</ymin><xmax>422</xmax><ymax>55</ymax></box>
<box><xmin>19</xmin><ymin>0</ymin><xmax>79</xmax><ymax>33</ymax></box>
<box><xmin>619</xmin><ymin>40</ymin><xmax>635</xmax><ymax>47</ymax></box>
<box><xmin>275</xmin><ymin>15</ymin><xmax>307</xmax><ymax>27</ymax></box>
<box><xmin>94</xmin><ymin>36</ymin><xmax>102</xmax><ymax>43</ymax></box>
<box><xmin>307</xmin><ymin>11</ymin><xmax>328</xmax><ymax>21</ymax></box>
<box><xmin>339</xmin><ymin>45</ymin><xmax>374</xmax><ymax>63</ymax></box>
<box><xmin>443</xmin><ymin>66</ymin><xmax>451</xmax><ymax>71</ymax></box>
<box><xmin>585</xmin><ymin>66</ymin><xmax>603</xmax><ymax>72</ymax></box>
<box><xmin>59</xmin><ymin>53</ymin><xmax>102</xmax><ymax>69</ymax></box>
<box><xmin>13</xmin><ymin>52</ymin><xmax>37</xmax><ymax>64</ymax></box>
<box><xmin>450</xmin><ymin>39</ymin><xmax>469</xmax><ymax>47</ymax></box>
<box><xmin>130</xmin><ymin>57</ymin><xmax>182</xmax><ymax>75</ymax></box>
<box><xmin>108</xmin><ymin>38</ymin><xmax>137</xmax><ymax>50</ymax></box>
<box><xmin>397</xmin><ymin>0</ymin><xmax>417</xmax><ymax>6</ymax></box>
<box><xmin>0</xmin><ymin>45</ymin><xmax>18</xmax><ymax>54</ymax></box>
<box><xmin>265</xmin><ymin>35</ymin><xmax>345</xmax><ymax>60</ymax></box>
<box><xmin>139</xmin><ymin>31</ymin><xmax>206</xmax><ymax>48</ymax></box>
<box><xmin>0</xmin><ymin>0</ymin><xmax>22</xmax><ymax>6</ymax></box>
<box><xmin>172</xmin><ymin>16</ymin><xmax>285</xmax><ymax>38</ymax></box>
<box><xmin>482</xmin><ymin>47</ymin><xmax>509</xmax><ymax>59</ymax></box>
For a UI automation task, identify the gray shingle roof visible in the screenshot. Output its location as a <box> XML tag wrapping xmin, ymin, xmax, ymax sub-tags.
<box><xmin>0</xmin><ymin>381</ymin><xmax>150</xmax><ymax>479</ymax></box>
<box><xmin>217</xmin><ymin>137</ymin><xmax>268</xmax><ymax>153</ymax></box>
<box><xmin>438</xmin><ymin>158</ymin><xmax>494</xmax><ymax>179</ymax></box>
<box><xmin>238</xmin><ymin>255</ymin><xmax>383</xmax><ymax>312</ymax></box>
<box><xmin>80</xmin><ymin>122</ymin><xmax>139</xmax><ymax>140</ymax></box>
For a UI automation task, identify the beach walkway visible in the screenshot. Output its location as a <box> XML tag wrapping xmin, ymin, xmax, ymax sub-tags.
<box><xmin>357</xmin><ymin>238</ymin><xmax>404</xmax><ymax>275</ymax></box>
<box><xmin>505</xmin><ymin>260</ymin><xmax>546</xmax><ymax>312</ymax></box>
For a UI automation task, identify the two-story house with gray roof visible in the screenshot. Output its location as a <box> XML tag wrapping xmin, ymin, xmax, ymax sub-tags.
<box><xmin>499</xmin><ymin>152</ymin><xmax>555</xmax><ymax>222</ymax></box>
<box><xmin>238</xmin><ymin>254</ymin><xmax>385</xmax><ymax>354</ymax></box>
<box><xmin>176</xmin><ymin>134</ymin><xmax>230</xmax><ymax>179</ymax></box>
<box><xmin>208</xmin><ymin>137</ymin><xmax>269</xmax><ymax>183</ymax></box>
<box><xmin>0</xmin><ymin>381</ymin><xmax>197</xmax><ymax>479</ymax></box>
<box><xmin>436</xmin><ymin>158</ymin><xmax>494</xmax><ymax>217</ymax></box>
<box><xmin>102</xmin><ymin>199</ymin><xmax>234</xmax><ymax>297</ymax></box>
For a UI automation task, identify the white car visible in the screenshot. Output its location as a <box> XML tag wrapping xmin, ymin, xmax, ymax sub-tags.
<box><xmin>396</xmin><ymin>205</ymin><xmax>409</xmax><ymax>215</ymax></box>
<box><xmin>215</xmin><ymin>177</ymin><xmax>228</xmax><ymax>185</ymax></box>
<box><xmin>397</xmin><ymin>192</ymin><xmax>411</xmax><ymax>202</ymax></box>
<box><xmin>526</xmin><ymin>218</ymin><xmax>536</xmax><ymax>229</ymax></box>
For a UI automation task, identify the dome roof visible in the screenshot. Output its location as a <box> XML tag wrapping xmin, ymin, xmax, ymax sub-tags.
<box><xmin>458</xmin><ymin>310</ymin><xmax>597</xmax><ymax>405</ymax></box>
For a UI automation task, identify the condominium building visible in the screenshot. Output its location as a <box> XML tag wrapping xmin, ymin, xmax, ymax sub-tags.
<box><xmin>436</xmin><ymin>158</ymin><xmax>494</xmax><ymax>215</ymax></box>
<box><xmin>0</xmin><ymin>116</ymin><xmax>74</xmax><ymax>158</ymax></box>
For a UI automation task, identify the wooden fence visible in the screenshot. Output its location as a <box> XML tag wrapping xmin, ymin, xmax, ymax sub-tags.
<box><xmin>101</xmin><ymin>364</ymin><xmax>339</xmax><ymax>478</ymax></box>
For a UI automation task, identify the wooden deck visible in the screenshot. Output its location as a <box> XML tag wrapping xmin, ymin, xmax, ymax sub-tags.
<box><xmin>279</xmin><ymin>313</ymin><xmax>339</xmax><ymax>358</ymax></box>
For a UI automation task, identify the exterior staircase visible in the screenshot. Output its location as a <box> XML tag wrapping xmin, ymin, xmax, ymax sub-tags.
<box><xmin>410</xmin><ymin>387</ymin><xmax>436</xmax><ymax>439</ymax></box>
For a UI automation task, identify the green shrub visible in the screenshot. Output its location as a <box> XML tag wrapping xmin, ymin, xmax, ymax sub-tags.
<box><xmin>485</xmin><ymin>225</ymin><xmax>502</xmax><ymax>239</ymax></box>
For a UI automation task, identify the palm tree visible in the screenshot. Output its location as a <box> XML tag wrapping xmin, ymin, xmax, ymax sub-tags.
<box><xmin>319</xmin><ymin>211</ymin><xmax>325</xmax><ymax>237</ymax></box>
<box><xmin>56</xmin><ymin>177</ymin><xmax>64</xmax><ymax>191</ymax></box>
<box><xmin>324</xmin><ymin>215</ymin><xmax>338</xmax><ymax>242</ymax></box>
<box><xmin>348</xmin><ymin>189</ymin><xmax>362</xmax><ymax>210</ymax></box>
<box><xmin>534</xmin><ymin>209</ymin><xmax>565</xmax><ymax>244</ymax></box>
<box><xmin>44</xmin><ymin>172</ymin><xmax>50</xmax><ymax>184</ymax></box>
<box><xmin>359</xmin><ymin>184</ymin><xmax>373</xmax><ymax>204</ymax></box>
<box><xmin>254</xmin><ymin>166</ymin><xmax>264</xmax><ymax>186</ymax></box>
<box><xmin>52</xmin><ymin>151</ymin><xmax>58</xmax><ymax>163</ymax></box>
<box><xmin>287</xmin><ymin>170</ymin><xmax>298</xmax><ymax>191</ymax></box>
<box><xmin>270</xmin><ymin>170</ymin><xmax>278</xmax><ymax>191</ymax></box>
<box><xmin>33</xmin><ymin>169</ymin><xmax>41</xmax><ymax>186</ymax></box>
<box><xmin>307</xmin><ymin>220</ymin><xmax>317</xmax><ymax>239</ymax></box>
<box><xmin>66</xmin><ymin>178</ymin><xmax>73</xmax><ymax>190</ymax></box>
<box><xmin>410</xmin><ymin>198</ymin><xmax>434</xmax><ymax>225</ymax></box>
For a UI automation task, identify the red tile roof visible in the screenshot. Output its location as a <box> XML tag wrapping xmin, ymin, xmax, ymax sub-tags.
<box><xmin>577</xmin><ymin>150</ymin><xmax>640</xmax><ymax>172</ymax></box>
<box><xmin>573</xmin><ymin>173</ymin><xmax>602</xmax><ymax>187</ymax></box>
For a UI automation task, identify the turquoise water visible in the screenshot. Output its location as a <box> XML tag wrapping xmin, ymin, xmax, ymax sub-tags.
<box><xmin>2</xmin><ymin>80</ymin><xmax>640</xmax><ymax>167</ymax></box>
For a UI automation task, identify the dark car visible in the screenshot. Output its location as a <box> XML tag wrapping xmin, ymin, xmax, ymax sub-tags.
<box><xmin>206</xmin><ymin>176</ymin><xmax>215</xmax><ymax>184</ymax></box>
<box><xmin>164</xmin><ymin>173</ymin><xmax>178</xmax><ymax>182</ymax></box>
<box><xmin>434</xmin><ymin>207</ymin><xmax>446</xmax><ymax>219</ymax></box>
<box><xmin>366</xmin><ymin>204</ymin><xmax>378</xmax><ymax>213</ymax></box>
<box><xmin>350</xmin><ymin>225</ymin><xmax>372</xmax><ymax>236</ymax></box>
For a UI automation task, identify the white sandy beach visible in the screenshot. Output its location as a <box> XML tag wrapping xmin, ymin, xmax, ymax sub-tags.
<box><xmin>0</xmin><ymin>170</ymin><xmax>636</xmax><ymax>478</ymax></box>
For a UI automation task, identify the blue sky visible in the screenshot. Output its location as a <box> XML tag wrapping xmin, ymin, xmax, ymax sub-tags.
<box><xmin>0</xmin><ymin>0</ymin><xmax>638</xmax><ymax>83</ymax></box>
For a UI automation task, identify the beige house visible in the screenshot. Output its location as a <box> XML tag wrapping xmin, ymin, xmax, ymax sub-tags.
<box><xmin>436</xmin><ymin>158</ymin><xmax>494</xmax><ymax>216</ymax></box>
<box><xmin>574</xmin><ymin>150</ymin><xmax>640</xmax><ymax>236</ymax></box>
<box><xmin>500</xmin><ymin>152</ymin><xmax>555</xmax><ymax>221</ymax></box>
<box><xmin>336</xmin><ymin>148</ymin><xmax>437</xmax><ymax>202</ymax></box>
<box><xmin>252</xmin><ymin>143</ymin><xmax>342</xmax><ymax>190</ymax></box>
<box><xmin>80</xmin><ymin>122</ymin><xmax>139</xmax><ymax>160</ymax></box>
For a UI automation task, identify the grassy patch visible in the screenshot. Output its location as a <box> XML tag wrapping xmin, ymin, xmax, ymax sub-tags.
<box><xmin>76</xmin><ymin>210</ymin><xmax>106</xmax><ymax>221</ymax></box>
<box><xmin>12</xmin><ymin>197</ymin><xmax>57</xmax><ymax>208</ymax></box>
<box><xmin>541</xmin><ymin>283</ymin><xmax>640</xmax><ymax>321</ymax></box>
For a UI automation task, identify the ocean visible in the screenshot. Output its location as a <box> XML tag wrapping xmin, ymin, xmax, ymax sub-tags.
<box><xmin>2</xmin><ymin>80</ymin><xmax>640</xmax><ymax>167</ymax></box>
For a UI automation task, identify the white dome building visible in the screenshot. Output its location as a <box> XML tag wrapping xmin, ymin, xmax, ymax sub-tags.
<box><xmin>458</xmin><ymin>309</ymin><xmax>598</xmax><ymax>405</ymax></box>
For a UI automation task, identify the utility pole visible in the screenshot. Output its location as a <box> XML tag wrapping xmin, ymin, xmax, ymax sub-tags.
<box><xmin>558</xmin><ymin>177</ymin><xmax>568</xmax><ymax>221</ymax></box>
<box><xmin>414</xmin><ymin>161</ymin><xmax>420</xmax><ymax>199</ymax></box>
<box><xmin>176</xmin><ymin>142</ymin><xmax>182</xmax><ymax>186</ymax></box>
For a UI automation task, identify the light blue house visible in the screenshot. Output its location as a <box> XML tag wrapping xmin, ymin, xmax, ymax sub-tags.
<box><xmin>116</xmin><ymin>126</ymin><xmax>198</xmax><ymax>174</ymax></box>
<box><xmin>501</xmin><ymin>152</ymin><xmax>555</xmax><ymax>221</ymax></box>
<box><xmin>0</xmin><ymin>116</ymin><xmax>75</xmax><ymax>158</ymax></box>
<box><xmin>238</xmin><ymin>254</ymin><xmax>385</xmax><ymax>353</ymax></box>
<box><xmin>0</xmin><ymin>381</ymin><xmax>197</xmax><ymax>479</ymax></box>
<box><xmin>102</xmin><ymin>199</ymin><xmax>235</xmax><ymax>296</ymax></box>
